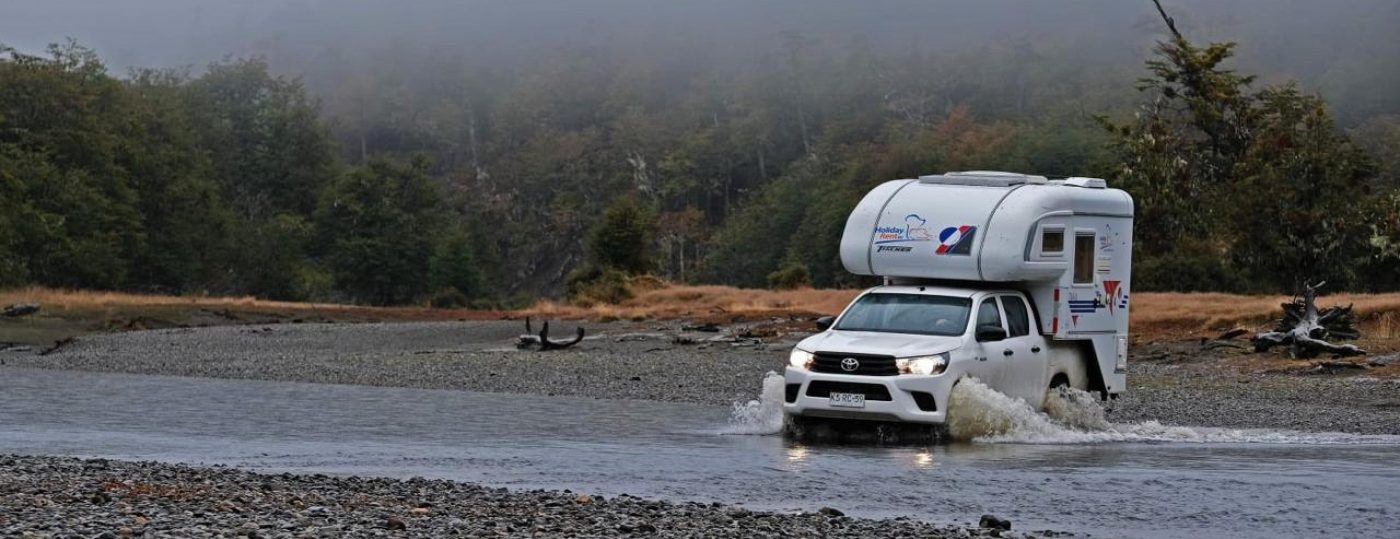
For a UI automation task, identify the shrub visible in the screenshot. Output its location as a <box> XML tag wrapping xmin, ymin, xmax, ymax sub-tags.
<box><xmin>567</xmin><ymin>266</ymin><xmax>633</xmax><ymax>306</ymax></box>
<box><xmin>767</xmin><ymin>263</ymin><xmax>812</xmax><ymax>290</ymax></box>
<box><xmin>588</xmin><ymin>196</ymin><xmax>656</xmax><ymax>273</ymax></box>
<box><xmin>429</xmin><ymin>287</ymin><xmax>470</xmax><ymax>308</ymax></box>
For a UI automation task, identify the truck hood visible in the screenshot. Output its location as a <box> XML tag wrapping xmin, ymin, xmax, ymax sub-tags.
<box><xmin>798</xmin><ymin>330</ymin><xmax>962</xmax><ymax>358</ymax></box>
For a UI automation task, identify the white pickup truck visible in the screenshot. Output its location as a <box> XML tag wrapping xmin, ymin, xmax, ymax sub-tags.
<box><xmin>783</xmin><ymin>171</ymin><xmax>1133</xmax><ymax>427</ymax></box>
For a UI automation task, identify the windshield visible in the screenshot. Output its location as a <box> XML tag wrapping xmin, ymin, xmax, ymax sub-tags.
<box><xmin>833</xmin><ymin>293</ymin><xmax>972</xmax><ymax>336</ymax></box>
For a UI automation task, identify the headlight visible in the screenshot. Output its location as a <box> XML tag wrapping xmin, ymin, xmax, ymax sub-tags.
<box><xmin>896</xmin><ymin>352</ymin><xmax>949</xmax><ymax>375</ymax></box>
<box><xmin>789</xmin><ymin>348</ymin><xmax>814</xmax><ymax>369</ymax></box>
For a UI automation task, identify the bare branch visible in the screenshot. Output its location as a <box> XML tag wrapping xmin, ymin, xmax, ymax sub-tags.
<box><xmin>1151</xmin><ymin>0</ymin><xmax>1184</xmax><ymax>41</ymax></box>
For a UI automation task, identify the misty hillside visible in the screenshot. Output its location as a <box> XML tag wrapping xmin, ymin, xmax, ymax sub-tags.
<box><xmin>2</xmin><ymin>0</ymin><xmax>1399</xmax><ymax>304</ymax></box>
<box><xmin>6</xmin><ymin>0</ymin><xmax>1398</xmax><ymax>121</ymax></box>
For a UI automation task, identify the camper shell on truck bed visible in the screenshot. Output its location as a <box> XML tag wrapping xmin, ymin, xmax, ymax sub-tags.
<box><xmin>840</xmin><ymin>171</ymin><xmax>1134</xmax><ymax>396</ymax></box>
<box><xmin>783</xmin><ymin>171</ymin><xmax>1134</xmax><ymax>429</ymax></box>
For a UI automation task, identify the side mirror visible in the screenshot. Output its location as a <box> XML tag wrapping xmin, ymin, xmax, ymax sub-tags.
<box><xmin>976</xmin><ymin>325</ymin><xmax>1007</xmax><ymax>342</ymax></box>
<box><xmin>815</xmin><ymin>316</ymin><xmax>836</xmax><ymax>331</ymax></box>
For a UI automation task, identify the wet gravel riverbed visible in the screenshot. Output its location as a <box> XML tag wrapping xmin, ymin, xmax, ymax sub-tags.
<box><xmin>4</xmin><ymin>320</ymin><xmax>1400</xmax><ymax>433</ymax></box>
<box><xmin>0</xmin><ymin>455</ymin><xmax>1034</xmax><ymax>539</ymax></box>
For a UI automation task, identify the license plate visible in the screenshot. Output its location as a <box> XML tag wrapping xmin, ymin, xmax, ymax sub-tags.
<box><xmin>829</xmin><ymin>392</ymin><xmax>866</xmax><ymax>408</ymax></box>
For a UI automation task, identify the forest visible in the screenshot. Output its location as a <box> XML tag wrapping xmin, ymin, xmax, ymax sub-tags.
<box><xmin>2</xmin><ymin>0</ymin><xmax>1399</xmax><ymax>306</ymax></box>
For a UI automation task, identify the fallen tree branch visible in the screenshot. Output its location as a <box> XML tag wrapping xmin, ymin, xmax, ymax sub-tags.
<box><xmin>2</xmin><ymin>303</ymin><xmax>39</xmax><ymax>317</ymax></box>
<box><xmin>517</xmin><ymin>317</ymin><xmax>586</xmax><ymax>351</ymax></box>
<box><xmin>38</xmin><ymin>337</ymin><xmax>74</xmax><ymax>356</ymax></box>
<box><xmin>1252</xmin><ymin>282</ymin><xmax>1366</xmax><ymax>359</ymax></box>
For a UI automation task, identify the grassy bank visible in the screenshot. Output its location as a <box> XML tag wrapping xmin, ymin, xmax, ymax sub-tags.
<box><xmin>0</xmin><ymin>287</ymin><xmax>501</xmax><ymax>345</ymax></box>
<box><xmin>527</xmin><ymin>285</ymin><xmax>1400</xmax><ymax>341</ymax></box>
<box><xmin>6</xmin><ymin>285</ymin><xmax>1400</xmax><ymax>346</ymax></box>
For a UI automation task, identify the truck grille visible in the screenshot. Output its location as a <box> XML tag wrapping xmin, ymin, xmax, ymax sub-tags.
<box><xmin>805</xmin><ymin>381</ymin><xmax>893</xmax><ymax>401</ymax></box>
<box><xmin>811</xmin><ymin>352</ymin><xmax>899</xmax><ymax>376</ymax></box>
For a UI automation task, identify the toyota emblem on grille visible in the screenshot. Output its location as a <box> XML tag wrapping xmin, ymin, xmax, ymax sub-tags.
<box><xmin>840</xmin><ymin>357</ymin><xmax>860</xmax><ymax>372</ymax></box>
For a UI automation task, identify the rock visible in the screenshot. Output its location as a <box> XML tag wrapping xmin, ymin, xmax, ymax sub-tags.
<box><xmin>979</xmin><ymin>514</ymin><xmax>1011</xmax><ymax>531</ymax></box>
<box><xmin>1367</xmin><ymin>354</ymin><xmax>1399</xmax><ymax>367</ymax></box>
<box><xmin>410</xmin><ymin>507</ymin><xmax>431</xmax><ymax>515</ymax></box>
<box><xmin>818</xmin><ymin>507</ymin><xmax>844</xmax><ymax>517</ymax></box>
<box><xmin>386</xmin><ymin>516</ymin><xmax>407</xmax><ymax>530</ymax></box>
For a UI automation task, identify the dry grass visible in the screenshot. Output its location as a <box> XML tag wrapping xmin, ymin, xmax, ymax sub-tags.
<box><xmin>7</xmin><ymin>285</ymin><xmax>1400</xmax><ymax>346</ymax></box>
<box><xmin>1130</xmin><ymin>292</ymin><xmax>1400</xmax><ymax>340</ymax></box>
<box><xmin>0</xmin><ymin>287</ymin><xmax>501</xmax><ymax>345</ymax></box>
<box><xmin>528</xmin><ymin>284</ymin><xmax>1400</xmax><ymax>341</ymax></box>
<box><xmin>3</xmin><ymin>286</ymin><xmax>335</xmax><ymax>312</ymax></box>
<box><xmin>0</xmin><ymin>286</ymin><xmax>503</xmax><ymax>319</ymax></box>
<box><xmin>526</xmin><ymin>285</ymin><xmax>860</xmax><ymax>323</ymax></box>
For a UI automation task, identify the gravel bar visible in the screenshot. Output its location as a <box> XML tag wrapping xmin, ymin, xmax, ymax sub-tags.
<box><xmin>0</xmin><ymin>455</ymin><xmax>1041</xmax><ymax>539</ymax></box>
<box><xmin>0</xmin><ymin>321</ymin><xmax>789</xmax><ymax>406</ymax></box>
<box><xmin>4</xmin><ymin>321</ymin><xmax>1400</xmax><ymax>433</ymax></box>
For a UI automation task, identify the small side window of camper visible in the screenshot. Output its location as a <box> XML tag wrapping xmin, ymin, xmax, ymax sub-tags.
<box><xmin>1073</xmin><ymin>233</ymin><xmax>1095</xmax><ymax>284</ymax></box>
<box><xmin>1041</xmin><ymin>228</ymin><xmax>1064</xmax><ymax>255</ymax></box>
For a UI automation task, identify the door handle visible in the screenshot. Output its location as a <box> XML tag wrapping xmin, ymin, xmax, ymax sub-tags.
<box><xmin>1031</xmin><ymin>346</ymin><xmax>1042</xmax><ymax>353</ymax></box>
<box><xmin>1003</xmin><ymin>349</ymin><xmax>1014</xmax><ymax>356</ymax></box>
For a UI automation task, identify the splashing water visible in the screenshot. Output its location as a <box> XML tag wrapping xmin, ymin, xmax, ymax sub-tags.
<box><xmin>723</xmin><ymin>373</ymin><xmax>1400</xmax><ymax>445</ymax></box>
<box><xmin>948</xmin><ymin>378</ymin><xmax>1400</xmax><ymax>445</ymax></box>
<box><xmin>722</xmin><ymin>371</ymin><xmax>787</xmax><ymax>435</ymax></box>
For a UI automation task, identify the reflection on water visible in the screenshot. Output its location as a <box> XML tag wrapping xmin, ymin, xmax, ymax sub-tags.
<box><xmin>2</xmin><ymin>367</ymin><xmax>1399</xmax><ymax>539</ymax></box>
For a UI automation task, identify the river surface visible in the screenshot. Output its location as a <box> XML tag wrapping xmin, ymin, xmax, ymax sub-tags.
<box><xmin>2</xmin><ymin>367</ymin><xmax>1398</xmax><ymax>538</ymax></box>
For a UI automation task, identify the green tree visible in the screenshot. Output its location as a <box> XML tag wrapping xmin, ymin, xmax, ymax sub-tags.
<box><xmin>1100</xmin><ymin>4</ymin><xmax>1255</xmax><ymax>264</ymax></box>
<box><xmin>429</xmin><ymin>230</ymin><xmax>484</xmax><ymax>300</ymax></box>
<box><xmin>588</xmin><ymin>196</ymin><xmax>656</xmax><ymax>274</ymax></box>
<box><xmin>182</xmin><ymin>58</ymin><xmax>341</xmax><ymax>295</ymax></box>
<box><xmin>1228</xmin><ymin>87</ymin><xmax>1376</xmax><ymax>290</ymax></box>
<box><xmin>185</xmin><ymin>58</ymin><xmax>337</xmax><ymax>218</ymax></box>
<box><xmin>317</xmin><ymin>157</ymin><xmax>445</xmax><ymax>305</ymax></box>
<box><xmin>122</xmin><ymin>69</ymin><xmax>233</xmax><ymax>291</ymax></box>
<box><xmin>0</xmin><ymin>43</ymin><xmax>144</xmax><ymax>289</ymax></box>
<box><xmin>1102</xmin><ymin>1</ymin><xmax>1378</xmax><ymax>292</ymax></box>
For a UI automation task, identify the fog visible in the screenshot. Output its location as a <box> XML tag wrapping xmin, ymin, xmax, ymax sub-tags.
<box><xmin>4</xmin><ymin>1</ymin><xmax>1396</xmax><ymax>85</ymax></box>
<box><xmin>3</xmin><ymin>0</ymin><xmax>1399</xmax><ymax>299</ymax></box>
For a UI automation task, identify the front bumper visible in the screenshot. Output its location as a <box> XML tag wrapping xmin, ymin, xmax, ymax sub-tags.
<box><xmin>782</xmin><ymin>366</ymin><xmax>957</xmax><ymax>424</ymax></box>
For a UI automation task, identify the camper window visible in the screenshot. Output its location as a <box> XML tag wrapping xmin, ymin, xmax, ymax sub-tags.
<box><xmin>1041</xmin><ymin>228</ymin><xmax>1064</xmax><ymax>255</ymax></box>
<box><xmin>1073</xmin><ymin>233</ymin><xmax>1095</xmax><ymax>284</ymax></box>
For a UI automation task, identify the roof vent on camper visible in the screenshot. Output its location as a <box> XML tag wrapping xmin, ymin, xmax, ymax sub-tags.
<box><xmin>918</xmin><ymin>171</ymin><xmax>1049</xmax><ymax>187</ymax></box>
<box><xmin>1063</xmin><ymin>177</ymin><xmax>1108</xmax><ymax>189</ymax></box>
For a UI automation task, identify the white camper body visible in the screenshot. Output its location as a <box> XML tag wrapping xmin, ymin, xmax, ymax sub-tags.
<box><xmin>783</xmin><ymin>171</ymin><xmax>1133</xmax><ymax>426</ymax></box>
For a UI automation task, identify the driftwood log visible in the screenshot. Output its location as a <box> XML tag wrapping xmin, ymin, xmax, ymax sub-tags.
<box><xmin>2</xmin><ymin>303</ymin><xmax>39</xmax><ymax>317</ymax></box>
<box><xmin>1252</xmin><ymin>282</ymin><xmax>1365</xmax><ymax>359</ymax></box>
<box><xmin>517</xmin><ymin>317</ymin><xmax>586</xmax><ymax>350</ymax></box>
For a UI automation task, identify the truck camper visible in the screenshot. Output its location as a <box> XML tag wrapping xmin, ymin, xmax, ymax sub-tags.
<box><xmin>783</xmin><ymin>171</ymin><xmax>1133</xmax><ymax>427</ymax></box>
